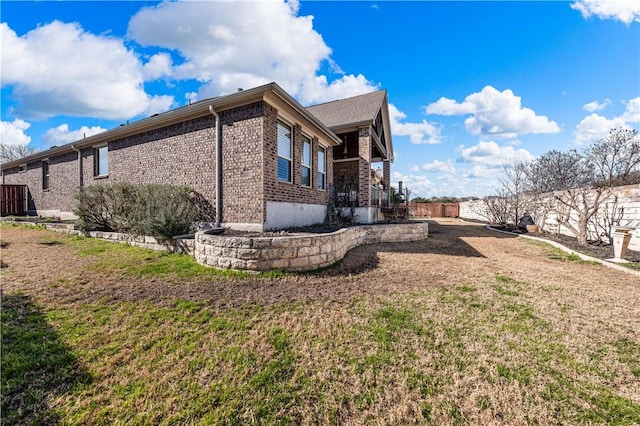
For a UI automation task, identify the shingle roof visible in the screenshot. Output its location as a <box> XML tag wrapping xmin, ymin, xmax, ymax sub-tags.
<box><xmin>306</xmin><ymin>90</ymin><xmax>387</xmax><ymax>129</ymax></box>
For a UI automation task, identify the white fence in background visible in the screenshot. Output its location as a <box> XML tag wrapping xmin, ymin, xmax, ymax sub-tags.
<box><xmin>459</xmin><ymin>184</ymin><xmax>640</xmax><ymax>252</ymax></box>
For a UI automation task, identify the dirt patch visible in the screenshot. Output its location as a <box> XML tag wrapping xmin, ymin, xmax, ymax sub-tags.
<box><xmin>2</xmin><ymin>219</ymin><xmax>638</xmax><ymax>310</ymax></box>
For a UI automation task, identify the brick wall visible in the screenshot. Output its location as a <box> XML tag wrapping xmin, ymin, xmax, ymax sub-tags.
<box><xmin>220</xmin><ymin>102</ymin><xmax>265</xmax><ymax>224</ymax></box>
<box><xmin>358</xmin><ymin>126</ymin><xmax>372</xmax><ymax>207</ymax></box>
<box><xmin>262</xmin><ymin>103</ymin><xmax>333</xmax><ymax>208</ymax></box>
<box><xmin>3</xmin><ymin>100</ymin><xmax>336</xmax><ymax>229</ymax></box>
<box><xmin>3</xmin><ymin>151</ymin><xmax>79</xmax><ymax>215</ymax></box>
<box><xmin>83</xmin><ymin>116</ymin><xmax>217</xmax><ymax>210</ymax></box>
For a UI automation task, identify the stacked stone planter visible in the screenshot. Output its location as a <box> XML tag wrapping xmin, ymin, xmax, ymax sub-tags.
<box><xmin>195</xmin><ymin>222</ymin><xmax>429</xmax><ymax>271</ymax></box>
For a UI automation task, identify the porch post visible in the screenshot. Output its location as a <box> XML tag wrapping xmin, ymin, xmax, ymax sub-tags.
<box><xmin>382</xmin><ymin>160</ymin><xmax>391</xmax><ymax>189</ymax></box>
<box><xmin>358</xmin><ymin>126</ymin><xmax>371</xmax><ymax>207</ymax></box>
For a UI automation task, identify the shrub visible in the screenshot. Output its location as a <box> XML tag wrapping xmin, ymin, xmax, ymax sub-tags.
<box><xmin>75</xmin><ymin>183</ymin><xmax>213</xmax><ymax>241</ymax></box>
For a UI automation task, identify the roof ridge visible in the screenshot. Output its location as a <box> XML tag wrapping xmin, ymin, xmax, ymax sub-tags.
<box><xmin>306</xmin><ymin>88</ymin><xmax>386</xmax><ymax>109</ymax></box>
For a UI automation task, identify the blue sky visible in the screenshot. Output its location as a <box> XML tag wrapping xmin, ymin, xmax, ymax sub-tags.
<box><xmin>2</xmin><ymin>0</ymin><xmax>639</xmax><ymax>198</ymax></box>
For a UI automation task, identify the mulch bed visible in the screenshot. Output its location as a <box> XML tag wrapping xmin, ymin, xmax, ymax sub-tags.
<box><xmin>489</xmin><ymin>225</ymin><xmax>640</xmax><ymax>263</ymax></box>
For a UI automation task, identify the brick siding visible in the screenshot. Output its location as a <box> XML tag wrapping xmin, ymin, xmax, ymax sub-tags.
<box><xmin>3</xmin><ymin>151</ymin><xmax>78</xmax><ymax>214</ymax></box>
<box><xmin>262</xmin><ymin>103</ymin><xmax>333</xmax><ymax>209</ymax></box>
<box><xmin>358</xmin><ymin>126</ymin><xmax>372</xmax><ymax>207</ymax></box>
<box><xmin>220</xmin><ymin>102</ymin><xmax>265</xmax><ymax>224</ymax></box>
<box><xmin>3</xmin><ymin>100</ymin><xmax>335</xmax><ymax>228</ymax></box>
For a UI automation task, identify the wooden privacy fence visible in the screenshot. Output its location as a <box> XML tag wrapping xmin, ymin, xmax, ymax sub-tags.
<box><xmin>409</xmin><ymin>202</ymin><xmax>459</xmax><ymax>218</ymax></box>
<box><xmin>1</xmin><ymin>184</ymin><xmax>27</xmax><ymax>216</ymax></box>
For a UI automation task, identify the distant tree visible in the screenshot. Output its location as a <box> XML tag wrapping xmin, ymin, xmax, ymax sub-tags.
<box><xmin>410</xmin><ymin>196</ymin><xmax>429</xmax><ymax>203</ymax></box>
<box><xmin>0</xmin><ymin>143</ymin><xmax>39</xmax><ymax>164</ymax></box>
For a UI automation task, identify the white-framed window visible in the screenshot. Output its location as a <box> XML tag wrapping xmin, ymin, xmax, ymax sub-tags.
<box><xmin>42</xmin><ymin>160</ymin><xmax>49</xmax><ymax>190</ymax></box>
<box><xmin>94</xmin><ymin>145</ymin><xmax>108</xmax><ymax>177</ymax></box>
<box><xmin>301</xmin><ymin>135</ymin><xmax>311</xmax><ymax>187</ymax></box>
<box><xmin>277</xmin><ymin>121</ymin><xmax>292</xmax><ymax>182</ymax></box>
<box><xmin>18</xmin><ymin>164</ymin><xmax>27</xmax><ymax>173</ymax></box>
<box><xmin>317</xmin><ymin>146</ymin><xmax>326</xmax><ymax>190</ymax></box>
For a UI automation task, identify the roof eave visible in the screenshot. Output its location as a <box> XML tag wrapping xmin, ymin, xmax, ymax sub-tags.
<box><xmin>2</xmin><ymin>82</ymin><xmax>341</xmax><ymax>169</ymax></box>
<box><xmin>269</xmin><ymin>84</ymin><xmax>342</xmax><ymax>145</ymax></box>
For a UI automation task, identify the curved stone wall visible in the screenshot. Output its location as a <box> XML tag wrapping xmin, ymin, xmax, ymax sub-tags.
<box><xmin>195</xmin><ymin>222</ymin><xmax>429</xmax><ymax>271</ymax></box>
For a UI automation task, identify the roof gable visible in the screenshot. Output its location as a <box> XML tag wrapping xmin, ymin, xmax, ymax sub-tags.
<box><xmin>306</xmin><ymin>90</ymin><xmax>387</xmax><ymax>129</ymax></box>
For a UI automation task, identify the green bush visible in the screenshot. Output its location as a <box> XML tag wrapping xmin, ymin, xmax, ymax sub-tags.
<box><xmin>75</xmin><ymin>183</ymin><xmax>213</xmax><ymax>241</ymax></box>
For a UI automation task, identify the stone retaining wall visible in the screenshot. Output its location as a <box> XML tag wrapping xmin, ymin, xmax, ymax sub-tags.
<box><xmin>195</xmin><ymin>222</ymin><xmax>429</xmax><ymax>271</ymax></box>
<box><xmin>87</xmin><ymin>231</ymin><xmax>196</xmax><ymax>255</ymax></box>
<box><xmin>11</xmin><ymin>221</ymin><xmax>196</xmax><ymax>255</ymax></box>
<box><xmin>8</xmin><ymin>220</ymin><xmax>427</xmax><ymax>271</ymax></box>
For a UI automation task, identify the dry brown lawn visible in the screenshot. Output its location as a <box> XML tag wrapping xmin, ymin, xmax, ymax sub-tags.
<box><xmin>2</xmin><ymin>219</ymin><xmax>639</xmax><ymax>425</ymax></box>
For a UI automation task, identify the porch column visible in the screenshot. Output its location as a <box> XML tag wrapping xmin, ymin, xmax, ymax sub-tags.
<box><xmin>382</xmin><ymin>160</ymin><xmax>391</xmax><ymax>189</ymax></box>
<box><xmin>358</xmin><ymin>126</ymin><xmax>371</xmax><ymax>207</ymax></box>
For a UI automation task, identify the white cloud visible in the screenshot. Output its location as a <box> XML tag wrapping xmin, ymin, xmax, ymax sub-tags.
<box><xmin>300</xmin><ymin>74</ymin><xmax>379</xmax><ymax>105</ymax></box>
<box><xmin>458</xmin><ymin>140</ymin><xmax>535</xmax><ymax>166</ymax></box>
<box><xmin>571</xmin><ymin>0</ymin><xmax>640</xmax><ymax>24</ymax></box>
<box><xmin>425</xmin><ymin>97</ymin><xmax>475</xmax><ymax>115</ymax></box>
<box><xmin>0</xmin><ymin>119</ymin><xmax>31</xmax><ymax>146</ymax></box>
<box><xmin>465</xmin><ymin>165</ymin><xmax>501</xmax><ymax>179</ymax></box>
<box><xmin>582</xmin><ymin>98</ymin><xmax>611</xmax><ymax>112</ymax></box>
<box><xmin>574</xmin><ymin>97</ymin><xmax>640</xmax><ymax>144</ymax></box>
<box><xmin>392</xmin><ymin>168</ymin><xmax>498</xmax><ymax>198</ymax></box>
<box><xmin>143</xmin><ymin>53</ymin><xmax>173</xmax><ymax>80</ymax></box>
<box><xmin>425</xmin><ymin>86</ymin><xmax>560</xmax><ymax>139</ymax></box>
<box><xmin>128</xmin><ymin>0</ymin><xmax>370</xmax><ymax>104</ymax></box>
<box><xmin>391</xmin><ymin>171</ymin><xmax>436</xmax><ymax>197</ymax></box>
<box><xmin>1</xmin><ymin>21</ymin><xmax>174</xmax><ymax>120</ymax></box>
<box><xmin>42</xmin><ymin>124</ymin><xmax>107</xmax><ymax>147</ymax></box>
<box><xmin>574</xmin><ymin>114</ymin><xmax>626</xmax><ymax>144</ymax></box>
<box><xmin>389</xmin><ymin>104</ymin><xmax>441</xmax><ymax>144</ymax></box>
<box><xmin>416</xmin><ymin>159</ymin><xmax>455</xmax><ymax>173</ymax></box>
<box><xmin>622</xmin><ymin>97</ymin><xmax>640</xmax><ymax>123</ymax></box>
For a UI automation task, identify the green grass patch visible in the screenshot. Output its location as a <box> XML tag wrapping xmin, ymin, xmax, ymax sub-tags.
<box><xmin>1</xmin><ymin>294</ymin><xmax>93</xmax><ymax>425</ymax></box>
<box><xmin>61</xmin><ymin>231</ymin><xmax>288</xmax><ymax>280</ymax></box>
<box><xmin>524</xmin><ymin>239</ymin><xmax>602</xmax><ymax>266</ymax></box>
<box><xmin>4</xmin><ymin>224</ymin><xmax>640</xmax><ymax>425</ymax></box>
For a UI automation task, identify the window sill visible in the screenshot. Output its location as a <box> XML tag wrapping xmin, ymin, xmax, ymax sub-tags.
<box><xmin>94</xmin><ymin>174</ymin><xmax>109</xmax><ymax>180</ymax></box>
<box><xmin>42</xmin><ymin>189</ymin><xmax>50</xmax><ymax>192</ymax></box>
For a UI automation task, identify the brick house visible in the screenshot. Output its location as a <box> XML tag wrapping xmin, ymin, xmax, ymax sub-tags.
<box><xmin>307</xmin><ymin>90</ymin><xmax>393</xmax><ymax>223</ymax></box>
<box><xmin>1</xmin><ymin>82</ymin><xmax>393</xmax><ymax>231</ymax></box>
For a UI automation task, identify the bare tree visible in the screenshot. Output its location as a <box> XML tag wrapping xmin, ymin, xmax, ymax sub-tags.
<box><xmin>479</xmin><ymin>192</ymin><xmax>511</xmax><ymax>225</ymax></box>
<box><xmin>588</xmin><ymin>195</ymin><xmax>625</xmax><ymax>245</ymax></box>
<box><xmin>527</xmin><ymin>150</ymin><xmax>607</xmax><ymax>245</ymax></box>
<box><xmin>0</xmin><ymin>143</ymin><xmax>39</xmax><ymax>164</ymax></box>
<box><xmin>500</xmin><ymin>160</ymin><xmax>530</xmax><ymax>227</ymax></box>
<box><xmin>586</xmin><ymin>127</ymin><xmax>640</xmax><ymax>186</ymax></box>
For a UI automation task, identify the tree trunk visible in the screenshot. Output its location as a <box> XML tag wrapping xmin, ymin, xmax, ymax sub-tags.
<box><xmin>576</xmin><ymin>215</ymin><xmax>589</xmax><ymax>245</ymax></box>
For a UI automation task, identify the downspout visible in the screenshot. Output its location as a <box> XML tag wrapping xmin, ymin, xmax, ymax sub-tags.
<box><xmin>208</xmin><ymin>105</ymin><xmax>222</xmax><ymax>228</ymax></box>
<box><xmin>70</xmin><ymin>145</ymin><xmax>83</xmax><ymax>188</ymax></box>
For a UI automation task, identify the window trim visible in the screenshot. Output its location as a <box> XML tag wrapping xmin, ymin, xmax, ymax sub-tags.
<box><xmin>18</xmin><ymin>164</ymin><xmax>27</xmax><ymax>173</ymax></box>
<box><xmin>94</xmin><ymin>144</ymin><xmax>109</xmax><ymax>178</ymax></box>
<box><xmin>317</xmin><ymin>145</ymin><xmax>326</xmax><ymax>191</ymax></box>
<box><xmin>42</xmin><ymin>159</ymin><xmax>50</xmax><ymax>191</ymax></box>
<box><xmin>301</xmin><ymin>134</ymin><xmax>312</xmax><ymax>188</ymax></box>
<box><xmin>277</xmin><ymin>120</ymin><xmax>293</xmax><ymax>183</ymax></box>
